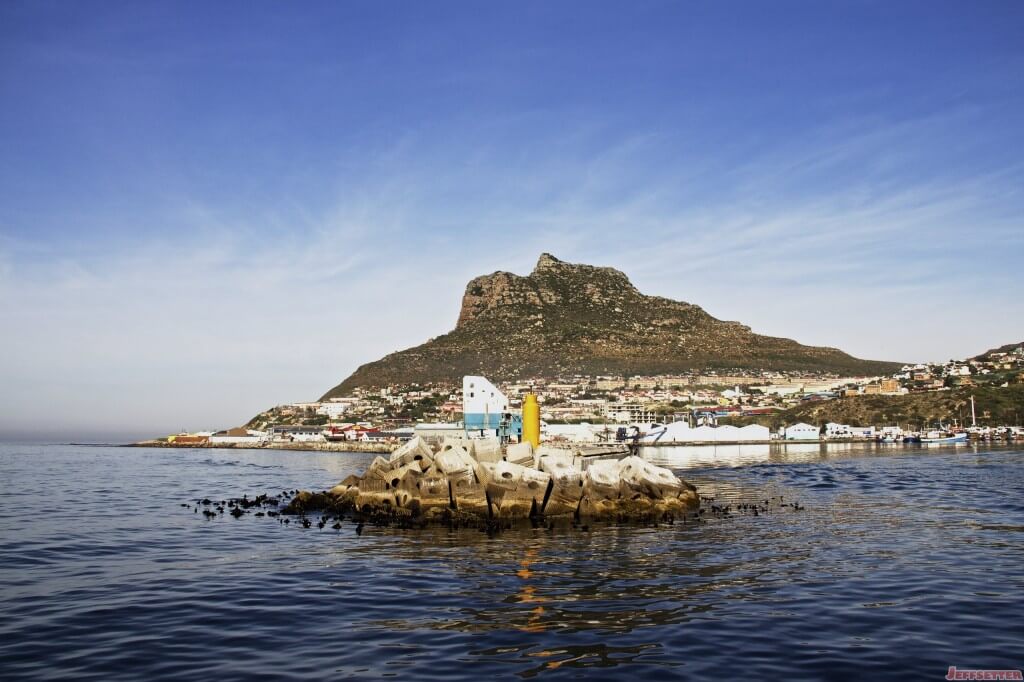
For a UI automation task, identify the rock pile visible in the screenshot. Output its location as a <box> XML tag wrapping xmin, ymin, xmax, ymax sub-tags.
<box><xmin>288</xmin><ymin>436</ymin><xmax>699</xmax><ymax>522</ymax></box>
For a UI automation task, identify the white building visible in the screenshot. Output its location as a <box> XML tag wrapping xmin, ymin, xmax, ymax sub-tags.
<box><xmin>825</xmin><ymin>423</ymin><xmax>876</xmax><ymax>439</ymax></box>
<box><xmin>316</xmin><ymin>403</ymin><xmax>349</xmax><ymax>418</ymax></box>
<box><xmin>603</xmin><ymin>403</ymin><xmax>661</xmax><ymax>424</ymax></box>
<box><xmin>209</xmin><ymin>429</ymin><xmax>268</xmax><ymax>445</ymax></box>
<box><xmin>825</xmin><ymin>423</ymin><xmax>852</xmax><ymax>439</ymax></box>
<box><xmin>271</xmin><ymin>426</ymin><xmax>325</xmax><ymax>442</ymax></box>
<box><xmin>879</xmin><ymin>426</ymin><xmax>904</xmax><ymax>440</ymax></box>
<box><xmin>463</xmin><ymin>376</ymin><xmax>509</xmax><ymax>421</ymax></box>
<box><xmin>784</xmin><ymin>423</ymin><xmax>821</xmax><ymax>440</ymax></box>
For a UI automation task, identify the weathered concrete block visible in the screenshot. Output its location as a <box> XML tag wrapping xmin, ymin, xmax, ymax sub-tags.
<box><xmin>534</xmin><ymin>444</ymin><xmax>570</xmax><ymax>469</ymax></box>
<box><xmin>392</xmin><ymin>486</ymin><xmax>415</xmax><ymax>509</ymax></box>
<box><xmin>583</xmin><ymin>459</ymin><xmax>622</xmax><ymax>502</ymax></box>
<box><xmin>504</xmin><ymin>441</ymin><xmax>534</xmax><ymax>466</ymax></box>
<box><xmin>388</xmin><ymin>436</ymin><xmax>434</xmax><ymax>470</ymax></box>
<box><xmin>451</xmin><ymin>478</ymin><xmax>489</xmax><ymax>514</ymax></box>
<box><xmin>355</xmin><ymin>477</ymin><xmax>395</xmax><ymax>509</ymax></box>
<box><xmin>366</xmin><ymin>455</ymin><xmax>393</xmax><ymax>482</ymax></box>
<box><xmin>538</xmin><ymin>454</ymin><xmax>583</xmax><ymax>515</ymax></box>
<box><xmin>433</xmin><ymin>445</ymin><xmax>476</xmax><ymax>490</ymax></box>
<box><xmin>329</xmin><ymin>484</ymin><xmax>359</xmax><ymax>503</ymax></box>
<box><xmin>476</xmin><ymin>461</ymin><xmax>515</xmax><ymax>498</ymax></box>
<box><xmin>469</xmin><ymin>438</ymin><xmax>503</xmax><ymax>464</ymax></box>
<box><xmin>618</xmin><ymin>456</ymin><xmax>683</xmax><ymax>501</ymax></box>
<box><xmin>507</xmin><ymin>467</ymin><xmax>550</xmax><ymax>516</ymax></box>
<box><xmin>386</xmin><ymin>462</ymin><xmax>424</xmax><ymax>490</ymax></box>
<box><xmin>329</xmin><ymin>473</ymin><xmax>361</xmax><ymax>498</ymax></box>
<box><xmin>411</xmin><ymin>465</ymin><xmax>452</xmax><ymax>511</ymax></box>
<box><xmin>439</xmin><ymin>436</ymin><xmax>472</xmax><ymax>453</ymax></box>
<box><xmin>477</xmin><ymin>460</ymin><xmax>550</xmax><ymax>517</ymax></box>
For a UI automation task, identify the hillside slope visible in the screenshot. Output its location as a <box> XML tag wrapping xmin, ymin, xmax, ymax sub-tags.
<box><xmin>727</xmin><ymin>385</ymin><xmax>1024</xmax><ymax>430</ymax></box>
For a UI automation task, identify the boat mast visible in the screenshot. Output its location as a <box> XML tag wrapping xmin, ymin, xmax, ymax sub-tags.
<box><xmin>970</xmin><ymin>395</ymin><xmax>977</xmax><ymax>427</ymax></box>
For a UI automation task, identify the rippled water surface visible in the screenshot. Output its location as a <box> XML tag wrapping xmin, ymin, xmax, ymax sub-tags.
<box><xmin>1</xmin><ymin>443</ymin><xmax>1022</xmax><ymax>680</ymax></box>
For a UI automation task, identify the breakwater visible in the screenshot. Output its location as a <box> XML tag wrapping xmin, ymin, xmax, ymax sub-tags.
<box><xmin>282</xmin><ymin>437</ymin><xmax>699</xmax><ymax>524</ymax></box>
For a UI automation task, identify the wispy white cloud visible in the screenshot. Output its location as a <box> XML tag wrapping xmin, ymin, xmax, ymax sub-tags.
<box><xmin>1</xmin><ymin>104</ymin><xmax>1022</xmax><ymax>437</ymax></box>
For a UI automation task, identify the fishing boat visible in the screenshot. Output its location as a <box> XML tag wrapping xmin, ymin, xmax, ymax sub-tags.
<box><xmin>921</xmin><ymin>430</ymin><xmax>968</xmax><ymax>444</ymax></box>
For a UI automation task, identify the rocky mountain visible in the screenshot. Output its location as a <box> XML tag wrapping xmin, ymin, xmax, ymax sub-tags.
<box><xmin>322</xmin><ymin>253</ymin><xmax>899</xmax><ymax>398</ymax></box>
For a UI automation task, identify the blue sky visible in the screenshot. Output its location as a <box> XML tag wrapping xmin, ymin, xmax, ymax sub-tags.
<box><xmin>1</xmin><ymin>1</ymin><xmax>1022</xmax><ymax>438</ymax></box>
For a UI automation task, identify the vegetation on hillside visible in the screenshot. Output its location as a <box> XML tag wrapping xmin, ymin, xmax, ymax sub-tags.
<box><xmin>724</xmin><ymin>385</ymin><xmax>1024</xmax><ymax>431</ymax></box>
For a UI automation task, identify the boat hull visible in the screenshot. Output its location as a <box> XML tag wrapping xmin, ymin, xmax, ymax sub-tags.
<box><xmin>921</xmin><ymin>434</ymin><xmax>968</xmax><ymax>444</ymax></box>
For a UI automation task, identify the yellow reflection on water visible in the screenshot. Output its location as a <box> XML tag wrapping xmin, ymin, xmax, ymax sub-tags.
<box><xmin>516</xmin><ymin>548</ymin><xmax>547</xmax><ymax>632</ymax></box>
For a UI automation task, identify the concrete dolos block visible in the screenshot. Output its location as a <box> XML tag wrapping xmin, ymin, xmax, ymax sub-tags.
<box><xmin>580</xmin><ymin>459</ymin><xmax>622</xmax><ymax>517</ymax></box>
<box><xmin>355</xmin><ymin>477</ymin><xmax>394</xmax><ymax>509</ymax></box>
<box><xmin>504</xmin><ymin>442</ymin><xmax>534</xmax><ymax>466</ymax></box>
<box><xmin>366</xmin><ymin>456</ymin><xmax>393</xmax><ymax>482</ymax></box>
<box><xmin>433</xmin><ymin>444</ymin><xmax>476</xmax><ymax>490</ymax></box>
<box><xmin>539</xmin><ymin>454</ymin><xmax>583</xmax><ymax>516</ymax></box>
<box><xmin>477</xmin><ymin>460</ymin><xmax>550</xmax><ymax>518</ymax></box>
<box><xmin>469</xmin><ymin>438</ymin><xmax>503</xmax><ymax>464</ymax></box>
<box><xmin>386</xmin><ymin>462</ymin><xmax>424</xmax><ymax>490</ymax></box>
<box><xmin>389</xmin><ymin>435</ymin><xmax>434</xmax><ymax>470</ymax></box>
<box><xmin>618</xmin><ymin>456</ymin><xmax>682</xmax><ymax>500</ymax></box>
<box><xmin>329</xmin><ymin>474</ymin><xmax>362</xmax><ymax>502</ymax></box>
<box><xmin>441</xmin><ymin>446</ymin><xmax>486</xmax><ymax>514</ymax></box>
<box><xmin>451</xmin><ymin>478</ymin><xmax>489</xmax><ymax>515</ymax></box>
<box><xmin>411</xmin><ymin>465</ymin><xmax>452</xmax><ymax>514</ymax></box>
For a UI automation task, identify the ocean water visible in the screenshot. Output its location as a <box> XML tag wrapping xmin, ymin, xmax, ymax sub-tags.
<box><xmin>0</xmin><ymin>442</ymin><xmax>1021</xmax><ymax>680</ymax></box>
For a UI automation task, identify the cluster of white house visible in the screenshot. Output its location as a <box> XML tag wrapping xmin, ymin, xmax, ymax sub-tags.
<box><xmin>207</xmin><ymin>376</ymin><xmax>921</xmax><ymax>448</ymax></box>
<box><xmin>207</xmin><ymin>420</ymin><xmax>912</xmax><ymax>446</ymax></box>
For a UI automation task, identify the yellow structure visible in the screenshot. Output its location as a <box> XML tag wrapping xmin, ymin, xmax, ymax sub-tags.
<box><xmin>522</xmin><ymin>393</ymin><xmax>540</xmax><ymax>448</ymax></box>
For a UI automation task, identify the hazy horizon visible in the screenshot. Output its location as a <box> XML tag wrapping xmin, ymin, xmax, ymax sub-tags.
<box><xmin>2</xmin><ymin>1</ymin><xmax>1022</xmax><ymax>437</ymax></box>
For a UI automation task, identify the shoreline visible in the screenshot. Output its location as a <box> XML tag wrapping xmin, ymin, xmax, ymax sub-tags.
<box><xmin>122</xmin><ymin>437</ymin><xmax>998</xmax><ymax>454</ymax></box>
<box><xmin>127</xmin><ymin>440</ymin><xmax>398</xmax><ymax>454</ymax></box>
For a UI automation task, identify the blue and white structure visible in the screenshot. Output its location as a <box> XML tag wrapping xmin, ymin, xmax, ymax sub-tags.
<box><xmin>462</xmin><ymin>376</ymin><xmax>522</xmax><ymax>441</ymax></box>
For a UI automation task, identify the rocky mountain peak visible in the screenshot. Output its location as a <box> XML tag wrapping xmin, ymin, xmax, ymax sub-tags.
<box><xmin>456</xmin><ymin>254</ymin><xmax>641</xmax><ymax>328</ymax></box>
<box><xmin>321</xmin><ymin>254</ymin><xmax>899</xmax><ymax>398</ymax></box>
<box><xmin>533</xmin><ymin>252</ymin><xmax>563</xmax><ymax>272</ymax></box>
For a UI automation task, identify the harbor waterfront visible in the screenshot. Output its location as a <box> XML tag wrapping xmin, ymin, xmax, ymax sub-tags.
<box><xmin>1</xmin><ymin>442</ymin><xmax>1021</xmax><ymax>680</ymax></box>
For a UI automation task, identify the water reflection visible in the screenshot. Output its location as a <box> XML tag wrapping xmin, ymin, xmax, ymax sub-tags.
<box><xmin>644</xmin><ymin>443</ymin><xmax>771</xmax><ymax>468</ymax></box>
<box><xmin>643</xmin><ymin>440</ymin><xmax>983</xmax><ymax>471</ymax></box>
<box><xmin>354</xmin><ymin>521</ymin><xmax>761</xmax><ymax>638</ymax></box>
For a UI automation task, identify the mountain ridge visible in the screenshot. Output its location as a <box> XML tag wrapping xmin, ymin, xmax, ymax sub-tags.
<box><xmin>973</xmin><ymin>341</ymin><xmax>1024</xmax><ymax>361</ymax></box>
<box><xmin>322</xmin><ymin>253</ymin><xmax>900</xmax><ymax>399</ymax></box>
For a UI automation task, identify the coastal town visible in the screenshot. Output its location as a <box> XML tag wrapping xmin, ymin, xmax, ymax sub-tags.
<box><xmin>161</xmin><ymin>345</ymin><xmax>1024</xmax><ymax>449</ymax></box>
